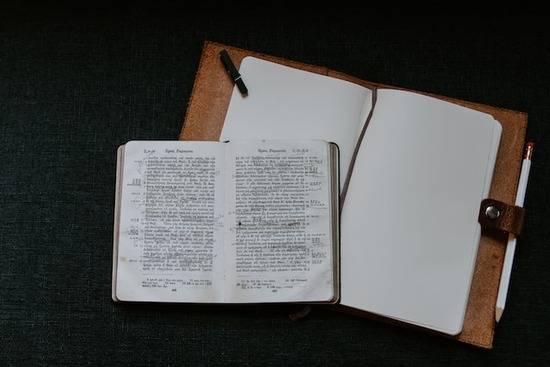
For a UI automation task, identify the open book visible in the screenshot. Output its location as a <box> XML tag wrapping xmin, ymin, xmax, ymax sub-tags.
<box><xmin>112</xmin><ymin>140</ymin><xmax>340</xmax><ymax>303</ymax></box>
<box><xmin>220</xmin><ymin>57</ymin><xmax>502</xmax><ymax>335</ymax></box>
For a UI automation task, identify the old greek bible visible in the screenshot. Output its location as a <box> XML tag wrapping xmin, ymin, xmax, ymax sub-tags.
<box><xmin>112</xmin><ymin>140</ymin><xmax>339</xmax><ymax>303</ymax></box>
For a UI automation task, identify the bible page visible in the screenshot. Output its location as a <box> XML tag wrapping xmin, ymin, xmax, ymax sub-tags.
<box><xmin>220</xmin><ymin>57</ymin><xmax>372</xmax><ymax>189</ymax></box>
<box><xmin>115</xmin><ymin>141</ymin><xmax>225</xmax><ymax>303</ymax></box>
<box><xmin>223</xmin><ymin>140</ymin><xmax>336</xmax><ymax>303</ymax></box>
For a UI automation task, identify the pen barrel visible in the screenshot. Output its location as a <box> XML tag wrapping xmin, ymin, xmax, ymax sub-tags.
<box><xmin>515</xmin><ymin>159</ymin><xmax>531</xmax><ymax>207</ymax></box>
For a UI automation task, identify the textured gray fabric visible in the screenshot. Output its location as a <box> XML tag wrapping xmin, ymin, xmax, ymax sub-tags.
<box><xmin>1</xmin><ymin>7</ymin><xmax>549</xmax><ymax>366</ymax></box>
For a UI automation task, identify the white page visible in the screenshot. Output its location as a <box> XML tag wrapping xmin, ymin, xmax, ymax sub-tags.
<box><xmin>340</xmin><ymin>90</ymin><xmax>501</xmax><ymax>335</ymax></box>
<box><xmin>223</xmin><ymin>140</ymin><xmax>335</xmax><ymax>303</ymax></box>
<box><xmin>220</xmin><ymin>57</ymin><xmax>372</xmax><ymax>189</ymax></box>
<box><xmin>115</xmin><ymin>141</ymin><xmax>225</xmax><ymax>303</ymax></box>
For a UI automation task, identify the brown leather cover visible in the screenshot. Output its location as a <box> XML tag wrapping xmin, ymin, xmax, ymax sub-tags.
<box><xmin>179</xmin><ymin>41</ymin><xmax>528</xmax><ymax>349</ymax></box>
<box><xmin>479</xmin><ymin>198</ymin><xmax>526</xmax><ymax>236</ymax></box>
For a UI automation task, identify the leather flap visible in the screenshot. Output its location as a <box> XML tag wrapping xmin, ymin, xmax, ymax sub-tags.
<box><xmin>479</xmin><ymin>198</ymin><xmax>526</xmax><ymax>236</ymax></box>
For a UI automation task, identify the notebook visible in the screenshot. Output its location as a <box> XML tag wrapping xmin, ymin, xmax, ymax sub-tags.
<box><xmin>220</xmin><ymin>57</ymin><xmax>501</xmax><ymax>335</ymax></box>
<box><xmin>179</xmin><ymin>41</ymin><xmax>528</xmax><ymax>348</ymax></box>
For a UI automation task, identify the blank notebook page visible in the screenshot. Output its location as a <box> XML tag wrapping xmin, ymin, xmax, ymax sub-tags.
<box><xmin>340</xmin><ymin>89</ymin><xmax>502</xmax><ymax>335</ymax></box>
<box><xmin>221</xmin><ymin>57</ymin><xmax>372</xmax><ymax>188</ymax></box>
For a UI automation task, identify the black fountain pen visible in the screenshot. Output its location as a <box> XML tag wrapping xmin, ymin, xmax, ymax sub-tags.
<box><xmin>219</xmin><ymin>49</ymin><xmax>248</xmax><ymax>96</ymax></box>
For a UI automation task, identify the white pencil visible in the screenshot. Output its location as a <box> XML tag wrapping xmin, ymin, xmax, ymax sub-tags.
<box><xmin>495</xmin><ymin>142</ymin><xmax>534</xmax><ymax>322</ymax></box>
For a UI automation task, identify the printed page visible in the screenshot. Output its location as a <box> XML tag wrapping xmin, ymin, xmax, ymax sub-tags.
<box><xmin>340</xmin><ymin>89</ymin><xmax>502</xmax><ymax>334</ymax></box>
<box><xmin>223</xmin><ymin>140</ymin><xmax>335</xmax><ymax>303</ymax></box>
<box><xmin>220</xmin><ymin>57</ymin><xmax>372</xmax><ymax>189</ymax></box>
<box><xmin>115</xmin><ymin>141</ymin><xmax>225</xmax><ymax>302</ymax></box>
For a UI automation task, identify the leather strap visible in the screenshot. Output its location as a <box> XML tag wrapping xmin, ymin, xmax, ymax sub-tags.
<box><xmin>478</xmin><ymin>198</ymin><xmax>526</xmax><ymax>236</ymax></box>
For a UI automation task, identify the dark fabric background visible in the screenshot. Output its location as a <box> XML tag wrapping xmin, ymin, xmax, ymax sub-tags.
<box><xmin>1</xmin><ymin>5</ymin><xmax>549</xmax><ymax>366</ymax></box>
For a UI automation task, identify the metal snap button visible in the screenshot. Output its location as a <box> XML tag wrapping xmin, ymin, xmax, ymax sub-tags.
<box><xmin>485</xmin><ymin>205</ymin><xmax>501</xmax><ymax>220</ymax></box>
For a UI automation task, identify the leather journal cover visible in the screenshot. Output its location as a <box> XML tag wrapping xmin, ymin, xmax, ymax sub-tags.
<box><xmin>179</xmin><ymin>41</ymin><xmax>528</xmax><ymax>349</ymax></box>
